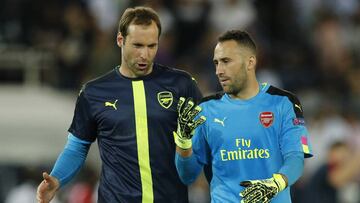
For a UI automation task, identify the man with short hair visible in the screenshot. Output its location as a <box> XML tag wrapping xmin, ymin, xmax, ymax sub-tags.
<box><xmin>174</xmin><ymin>30</ymin><xmax>313</xmax><ymax>203</ymax></box>
<box><xmin>37</xmin><ymin>6</ymin><xmax>201</xmax><ymax>203</ymax></box>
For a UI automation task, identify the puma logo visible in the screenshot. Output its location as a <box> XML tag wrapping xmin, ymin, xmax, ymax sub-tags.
<box><xmin>294</xmin><ymin>104</ymin><xmax>302</xmax><ymax>112</ymax></box>
<box><xmin>214</xmin><ymin>117</ymin><xmax>226</xmax><ymax>127</ymax></box>
<box><xmin>105</xmin><ymin>100</ymin><xmax>118</xmax><ymax>110</ymax></box>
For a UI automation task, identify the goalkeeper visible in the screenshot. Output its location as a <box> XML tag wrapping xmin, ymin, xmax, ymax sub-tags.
<box><xmin>174</xmin><ymin>30</ymin><xmax>313</xmax><ymax>203</ymax></box>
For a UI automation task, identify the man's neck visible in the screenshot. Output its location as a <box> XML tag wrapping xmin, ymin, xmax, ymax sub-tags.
<box><xmin>119</xmin><ymin>64</ymin><xmax>153</xmax><ymax>78</ymax></box>
<box><xmin>230</xmin><ymin>80</ymin><xmax>260</xmax><ymax>100</ymax></box>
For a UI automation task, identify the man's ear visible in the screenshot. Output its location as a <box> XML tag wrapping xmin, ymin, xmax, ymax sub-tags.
<box><xmin>117</xmin><ymin>32</ymin><xmax>124</xmax><ymax>48</ymax></box>
<box><xmin>248</xmin><ymin>55</ymin><xmax>257</xmax><ymax>70</ymax></box>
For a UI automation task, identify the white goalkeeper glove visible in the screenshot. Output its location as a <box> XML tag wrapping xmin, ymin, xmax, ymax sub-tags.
<box><xmin>173</xmin><ymin>97</ymin><xmax>206</xmax><ymax>149</ymax></box>
<box><xmin>240</xmin><ymin>173</ymin><xmax>288</xmax><ymax>203</ymax></box>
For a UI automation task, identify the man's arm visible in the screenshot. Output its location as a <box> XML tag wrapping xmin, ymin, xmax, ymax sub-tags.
<box><xmin>173</xmin><ymin>97</ymin><xmax>206</xmax><ymax>185</ymax></box>
<box><xmin>37</xmin><ymin>133</ymin><xmax>91</xmax><ymax>203</ymax></box>
<box><xmin>176</xmin><ymin>147</ymin><xmax>193</xmax><ymax>157</ymax></box>
<box><xmin>175</xmin><ymin>149</ymin><xmax>204</xmax><ymax>185</ymax></box>
<box><xmin>278</xmin><ymin>151</ymin><xmax>304</xmax><ymax>186</ymax></box>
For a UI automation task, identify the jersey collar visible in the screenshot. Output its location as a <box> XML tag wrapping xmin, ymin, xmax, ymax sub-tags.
<box><xmin>115</xmin><ymin>63</ymin><xmax>160</xmax><ymax>81</ymax></box>
<box><xmin>223</xmin><ymin>83</ymin><xmax>270</xmax><ymax>105</ymax></box>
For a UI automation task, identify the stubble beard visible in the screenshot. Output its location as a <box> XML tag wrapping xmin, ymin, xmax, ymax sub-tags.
<box><xmin>225</xmin><ymin>79</ymin><xmax>246</xmax><ymax>96</ymax></box>
<box><xmin>224</xmin><ymin>64</ymin><xmax>248</xmax><ymax>96</ymax></box>
<box><xmin>126</xmin><ymin>59</ymin><xmax>151</xmax><ymax>77</ymax></box>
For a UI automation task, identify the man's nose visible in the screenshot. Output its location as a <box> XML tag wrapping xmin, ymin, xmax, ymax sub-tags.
<box><xmin>140</xmin><ymin>47</ymin><xmax>149</xmax><ymax>59</ymax></box>
<box><xmin>216</xmin><ymin>64</ymin><xmax>224</xmax><ymax>75</ymax></box>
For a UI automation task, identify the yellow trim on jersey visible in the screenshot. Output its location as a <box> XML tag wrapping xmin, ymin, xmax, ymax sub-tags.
<box><xmin>132</xmin><ymin>81</ymin><xmax>153</xmax><ymax>203</ymax></box>
<box><xmin>302</xmin><ymin>144</ymin><xmax>310</xmax><ymax>154</ymax></box>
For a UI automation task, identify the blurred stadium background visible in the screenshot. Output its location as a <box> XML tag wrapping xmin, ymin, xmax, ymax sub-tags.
<box><xmin>1</xmin><ymin>0</ymin><xmax>360</xmax><ymax>202</ymax></box>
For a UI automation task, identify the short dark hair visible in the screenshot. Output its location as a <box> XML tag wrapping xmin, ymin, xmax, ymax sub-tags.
<box><xmin>118</xmin><ymin>6</ymin><xmax>162</xmax><ymax>39</ymax></box>
<box><xmin>218</xmin><ymin>30</ymin><xmax>256</xmax><ymax>53</ymax></box>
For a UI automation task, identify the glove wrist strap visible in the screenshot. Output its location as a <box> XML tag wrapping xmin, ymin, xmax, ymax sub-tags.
<box><xmin>173</xmin><ymin>132</ymin><xmax>192</xmax><ymax>149</ymax></box>
<box><xmin>273</xmin><ymin>173</ymin><xmax>287</xmax><ymax>191</ymax></box>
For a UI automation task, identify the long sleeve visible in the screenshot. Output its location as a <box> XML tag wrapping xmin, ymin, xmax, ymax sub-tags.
<box><xmin>50</xmin><ymin>133</ymin><xmax>91</xmax><ymax>187</ymax></box>
<box><xmin>175</xmin><ymin>153</ymin><xmax>204</xmax><ymax>185</ymax></box>
<box><xmin>279</xmin><ymin>151</ymin><xmax>304</xmax><ymax>186</ymax></box>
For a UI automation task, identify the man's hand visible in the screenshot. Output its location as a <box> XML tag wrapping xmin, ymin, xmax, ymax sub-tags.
<box><xmin>240</xmin><ymin>173</ymin><xmax>287</xmax><ymax>203</ymax></box>
<box><xmin>173</xmin><ymin>97</ymin><xmax>206</xmax><ymax>149</ymax></box>
<box><xmin>36</xmin><ymin>172</ymin><xmax>60</xmax><ymax>203</ymax></box>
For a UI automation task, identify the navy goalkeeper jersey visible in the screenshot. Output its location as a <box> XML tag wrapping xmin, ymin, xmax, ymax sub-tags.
<box><xmin>68</xmin><ymin>63</ymin><xmax>202</xmax><ymax>203</ymax></box>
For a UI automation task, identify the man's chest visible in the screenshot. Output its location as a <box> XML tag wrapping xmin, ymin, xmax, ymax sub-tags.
<box><xmin>88</xmin><ymin>82</ymin><xmax>180</xmax><ymax>132</ymax></box>
<box><xmin>206</xmin><ymin>104</ymin><xmax>281</xmax><ymax>152</ymax></box>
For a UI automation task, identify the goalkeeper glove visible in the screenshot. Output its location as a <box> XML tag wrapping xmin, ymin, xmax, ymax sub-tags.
<box><xmin>173</xmin><ymin>97</ymin><xmax>206</xmax><ymax>149</ymax></box>
<box><xmin>240</xmin><ymin>173</ymin><xmax>288</xmax><ymax>203</ymax></box>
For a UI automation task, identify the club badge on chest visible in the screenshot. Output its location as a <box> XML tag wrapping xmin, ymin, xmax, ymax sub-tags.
<box><xmin>259</xmin><ymin>112</ymin><xmax>274</xmax><ymax>128</ymax></box>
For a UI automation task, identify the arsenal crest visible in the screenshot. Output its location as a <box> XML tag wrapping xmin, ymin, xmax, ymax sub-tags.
<box><xmin>259</xmin><ymin>112</ymin><xmax>274</xmax><ymax>128</ymax></box>
<box><xmin>157</xmin><ymin>91</ymin><xmax>173</xmax><ymax>109</ymax></box>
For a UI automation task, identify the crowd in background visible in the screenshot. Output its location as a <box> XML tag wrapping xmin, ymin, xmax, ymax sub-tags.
<box><xmin>1</xmin><ymin>0</ymin><xmax>360</xmax><ymax>202</ymax></box>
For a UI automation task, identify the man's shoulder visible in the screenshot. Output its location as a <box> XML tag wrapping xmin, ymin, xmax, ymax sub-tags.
<box><xmin>80</xmin><ymin>68</ymin><xmax>118</xmax><ymax>94</ymax></box>
<box><xmin>155</xmin><ymin>63</ymin><xmax>193</xmax><ymax>81</ymax></box>
<box><xmin>88</xmin><ymin>68</ymin><xmax>117</xmax><ymax>85</ymax></box>
<box><xmin>200</xmin><ymin>92</ymin><xmax>224</xmax><ymax>104</ymax></box>
<box><xmin>265</xmin><ymin>85</ymin><xmax>300</xmax><ymax>104</ymax></box>
<box><xmin>265</xmin><ymin>85</ymin><xmax>304</xmax><ymax>117</ymax></box>
<box><xmin>265</xmin><ymin>85</ymin><xmax>297</xmax><ymax>98</ymax></box>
